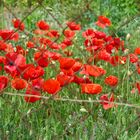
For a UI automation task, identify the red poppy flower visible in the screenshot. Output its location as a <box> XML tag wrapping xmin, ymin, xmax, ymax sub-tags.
<box><xmin>62</xmin><ymin>38</ymin><xmax>73</xmax><ymax>47</ymax></box>
<box><xmin>46</xmin><ymin>30</ymin><xmax>60</xmax><ymax>38</ymax></box>
<box><xmin>0</xmin><ymin>56</ymin><xmax>5</xmax><ymax>64</ymax></box>
<box><xmin>34</xmin><ymin>51</ymin><xmax>49</xmax><ymax>68</ymax></box>
<box><xmin>0</xmin><ymin>76</ymin><xmax>9</xmax><ymax>91</ymax></box>
<box><xmin>96</xmin><ymin>16</ymin><xmax>111</xmax><ymax>28</ymax></box>
<box><xmin>39</xmin><ymin>38</ymin><xmax>52</xmax><ymax>46</ymax></box>
<box><xmin>134</xmin><ymin>47</ymin><xmax>140</xmax><ymax>55</ymax></box>
<box><xmin>82</xmin><ymin>29</ymin><xmax>95</xmax><ymax>38</ymax></box>
<box><xmin>27</xmin><ymin>41</ymin><xmax>35</xmax><ymax>48</ymax></box>
<box><xmin>60</xmin><ymin>43</ymin><xmax>67</xmax><ymax>50</ymax></box>
<box><xmin>72</xmin><ymin>75</ymin><xmax>92</xmax><ymax>85</ymax></box>
<box><xmin>56</xmin><ymin>73</ymin><xmax>73</xmax><ymax>86</ymax></box>
<box><xmin>105</xmin><ymin>36</ymin><xmax>113</xmax><ymax>42</ymax></box>
<box><xmin>113</xmin><ymin>38</ymin><xmax>124</xmax><ymax>51</ymax></box>
<box><xmin>11</xmin><ymin>78</ymin><xmax>27</xmax><ymax>90</ymax></box>
<box><xmin>4</xmin><ymin>52</ymin><xmax>26</xmax><ymax>67</ymax></box>
<box><xmin>61</xmin><ymin>68</ymin><xmax>74</xmax><ymax>76</ymax></box>
<box><xmin>49</xmin><ymin>42</ymin><xmax>61</xmax><ymax>50</ymax></box>
<box><xmin>67</xmin><ymin>21</ymin><xmax>81</xmax><ymax>30</ymax></box>
<box><xmin>50</xmin><ymin>52</ymin><xmax>61</xmax><ymax>60</ymax></box>
<box><xmin>72</xmin><ymin>62</ymin><xmax>82</xmax><ymax>72</ymax></box>
<box><xmin>24</xmin><ymin>88</ymin><xmax>41</xmax><ymax>103</ymax></box>
<box><xmin>16</xmin><ymin>46</ymin><xmax>26</xmax><ymax>56</ymax></box>
<box><xmin>12</xmin><ymin>18</ymin><xmax>25</xmax><ymax>31</ymax></box>
<box><xmin>86</xmin><ymin>45</ymin><xmax>101</xmax><ymax>52</ymax></box>
<box><xmin>37</xmin><ymin>20</ymin><xmax>50</xmax><ymax>30</ymax></box>
<box><xmin>0</xmin><ymin>30</ymin><xmax>19</xmax><ymax>41</ymax></box>
<box><xmin>42</xmin><ymin>79</ymin><xmax>60</xmax><ymax>94</ymax></box>
<box><xmin>32</xmin><ymin>77</ymin><xmax>44</xmax><ymax>90</ymax></box>
<box><xmin>64</xmin><ymin>30</ymin><xmax>75</xmax><ymax>38</ymax></box>
<box><xmin>98</xmin><ymin>49</ymin><xmax>111</xmax><ymax>62</ymax></box>
<box><xmin>94</xmin><ymin>31</ymin><xmax>106</xmax><ymax>39</ymax></box>
<box><xmin>105</xmin><ymin>75</ymin><xmax>118</xmax><ymax>87</ymax></box>
<box><xmin>137</xmin><ymin>67</ymin><xmax>140</xmax><ymax>74</ymax></box>
<box><xmin>4</xmin><ymin>65</ymin><xmax>18</xmax><ymax>77</ymax></box>
<box><xmin>92</xmin><ymin>38</ymin><xmax>105</xmax><ymax>46</ymax></box>
<box><xmin>23</xmin><ymin>65</ymin><xmax>44</xmax><ymax>80</ymax></box>
<box><xmin>5</xmin><ymin>44</ymin><xmax>14</xmax><ymax>53</ymax></box>
<box><xmin>81</xmin><ymin>83</ymin><xmax>102</xmax><ymax>94</ymax></box>
<box><xmin>33</xmin><ymin>29</ymin><xmax>46</xmax><ymax>35</ymax></box>
<box><xmin>59</xmin><ymin>57</ymin><xmax>75</xmax><ymax>70</ymax></box>
<box><xmin>105</xmin><ymin>44</ymin><xmax>114</xmax><ymax>53</ymax></box>
<box><xmin>0</xmin><ymin>40</ymin><xmax>8</xmax><ymax>51</ymax></box>
<box><xmin>4</xmin><ymin>52</ymin><xmax>26</xmax><ymax>76</ymax></box>
<box><xmin>100</xmin><ymin>93</ymin><xmax>116</xmax><ymax>110</ymax></box>
<box><xmin>81</xmin><ymin>64</ymin><xmax>106</xmax><ymax>77</ymax></box>
<box><xmin>129</xmin><ymin>53</ymin><xmax>138</xmax><ymax>63</ymax></box>
<box><xmin>136</xmin><ymin>82</ymin><xmax>140</xmax><ymax>94</ymax></box>
<box><xmin>110</xmin><ymin>56</ymin><xmax>119</xmax><ymax>66</ymax></box>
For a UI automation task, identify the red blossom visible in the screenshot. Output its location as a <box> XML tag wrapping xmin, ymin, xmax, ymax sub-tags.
<box><xmin>0</xmin><ymin>56</ymin><xmax>5</xmax><ymax>64</ymax></box>
<box><xmin>67</xmin><ymin>21</ymin><xmax>81</xmax><ymax>30</ymax></box>
<box><xmin>81</xmin><ymin>83</ymin><xmax>102</xmax><ymax>94</ymax></box>
<box><xmin>37</xmin><ymin>20</ymin><xmax>50</xmax><ymax>30</ymax></box>
<box><xmin>100</xmin><ymin>93</ymin><xmax>116</xmax><ymax>110</ymax></box>
<box><xmin>97</xmin><ymin>49</ymin><xmax>111</xmax><ymax>62</ymax></box>
<box><xmin>61</xmin><ymin>68</ymin><xmax>74</xmax><ymax>76</ymax></box>
<box><xmin>27</xmin><ymin>41</ymin><xmax>35</xmax><ymax>48</ymax></box>
<box><xmin>105</xmin><ymin>44</ymin><xmax>114</xmax><ymax>53</ymax></box>
<box><xmin>105</xmin><ymin>75</ymin><xmax>118</xmax><ymax>87</ymax></box>
<box><xmin>136</xmin><ymin>82</ymin><xmax>140</xmax><ymax>94</ymax></box>
<box><xmin>82</xmin><ymin>29</ymin><xmax>95</xmax><ymax>38</ymax></box>
<box><xmin>110</xmin><ymin>56</ymin><xmax>119</xmax><ymax>66</ymax></box>
<box><xmin>0</xmin><ymin>30</ymin><xmax>19</xmax><ymax>41</ymax></box>
<box><xmin>0</xmin><ymin>76</ymin><xmax>9</xmax><ymax>91</ymax></box>
<box><xmin>31</xmin><ymin>77</ymin><xmax>44</xmax><ymax>90</ymax></box>
<box><xmin>34</xmin><ymin>51</ymin><xmax>49</xmax><ymax>67</ymax></box>
<box><xmin>50</xmin><ymin>52</ymin><xmax>61</xmax><ymax>60</ymax></box>
<box><xmin>134</xmin><ymin>47</ymin><xmax>140</xmax><ymax>55</ymax></box>
<box><xmin>16</xmin><ymin>46</ymin><xmax>27</xmax><ymax>56</ymax></box>
<box><xmin>129</xmin><ymin>53</ymin><xmax>138</xmax><ymax>63</ymax></box>
<box><xmin>11</xmin><ymin>78</ymin><xmax>27</xmax><ymax>90</ymax></box>
<box><xmin>23</xmin><ymin>65</ymin><xmax>44</xmax><ymax>80</ymax></box>
<box><xmin>72</xmin><ymin>61</ymin><xmax>83</xmax><ymax>72</ymax></box>
<box><xmin>56</xmin><ymin>73</ymin><xmax>73</xmax><ymax>86</ymax></box>
<box><xmin>64</xmin><ymin>30</ymin><xmax>75</xmax><ymax>38</ymax></box>
<box><xmin>39</xmin><ymin>38</ymin><xmax>52</xmax><ymax>46</ymax></box>
<box><xmin>94</xmin><ymin>31</ymin><xmax>106</xmax><ymax>39</ymax></box>
<box><xmin>59</xmin><ymin>57</ymin><xmax>75</xmax><ymax>70</ymax></box>
<box><xmin>137</xmin><ymin>67</ymin><xmax>140</xmax><ymax>74</ymax></box>
<box><xmin>24</xmin><ymin>87</ymin><xmax>41</xmax><ymax>103</ymax></box>
<box><xmin>72</xmin><ymin>75</ymin><xmax>92</xmax><ymax>84</ymax></box>
<box><xmin>4</xmin><ymin>52</ymin><xmax>26</xmax><ymax>76</ymax></box>
<box><xmin>12</xmin><ymin>18</ymin><xmax>25</xmax><ymax>31</ymax></box>
<box><xmin>96</xmin><ymin>16</ymin><xmax>111</xmax><ymax>28</ymax></box>
<box><xmin>0</xmin><ymin>40</ymin><xmax>8</xmax><ymax>51</ymax></box>
<box><xmin>62</xmin><ymin>38</ymin><xmax>73</xmax><ymax>47</ymax></box>
<box><xmin>49</xmin><ymin>42</ymin><xmax>61</xmax><ymax>50</ymax></box>
<box><xmin>42</xmin><ymin>79</ymin><xmax>60</xmax><ymax>94</ymax></box>
<box><xmin>46</xmin><ymin>30</ymin><xmax>60</xmax><ymax>38</ymax></box>
<box><xmin>81</xmin><ymin>64</ymin><xmax>106</xmax><ymax>77</ymax></box>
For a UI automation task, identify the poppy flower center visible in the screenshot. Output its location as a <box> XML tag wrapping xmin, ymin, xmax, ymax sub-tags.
<box><xmin>9</xmin><ymin>61</ymin><xmax>14</xmax><ymax>66</ymax></box>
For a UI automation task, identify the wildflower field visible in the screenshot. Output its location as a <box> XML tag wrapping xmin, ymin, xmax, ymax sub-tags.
<box><xmin>0</xmin><ymin>0</ymin><xmax>140</xmax><ymax>139</ymax></box>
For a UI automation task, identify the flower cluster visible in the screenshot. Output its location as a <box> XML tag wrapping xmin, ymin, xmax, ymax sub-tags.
<box><xmin>0</xmin><ymin>16</ymin><xmax>140</xmax><ymax>109</ymax></box>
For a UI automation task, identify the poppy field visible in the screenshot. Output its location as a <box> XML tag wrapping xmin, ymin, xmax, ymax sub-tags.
<box><xmin>0</xmin><ymin>0</ymin><xmax>140</xmax><ymax>139</ymax></box>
